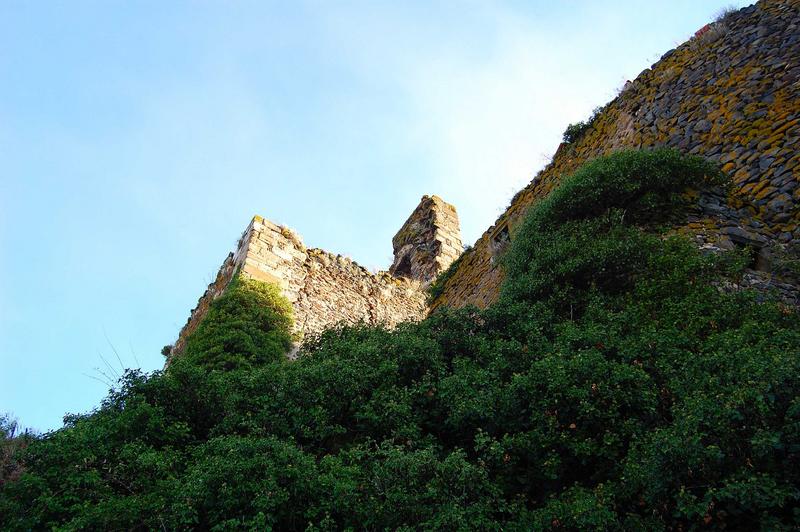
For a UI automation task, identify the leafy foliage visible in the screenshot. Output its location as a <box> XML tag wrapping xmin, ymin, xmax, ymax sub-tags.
<box><xmin>181</xmin><ymin>275</ymin><xmax>294</xmax><ymax>370</ymax></box>
<box><xmin>562</xmin><ymin>121</ymin><xmax>592</xmax><ymax>144</ymax></box>
<box><xmin>3</xmin><ymin>149</ymin><xmax>800</xmax><ymax>530</ymax></box>
<box><xmin>562</xmin><ymin>106</ymin><xmax>605</xmax><ymax>144</ymax></box>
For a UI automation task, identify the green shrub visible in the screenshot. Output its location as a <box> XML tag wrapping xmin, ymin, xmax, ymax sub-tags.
<box><xmin>511</xmin><ymin>147</ymin><xmax>725</xmax><ymax>231</ymax></box>
<box><xmin>501</xmin><ymin>148</ymin><xmax>727</xmax><ymax>316</ymax></box>
<box><xmin>562</xmin><ymin>106</ymin><xmax>605</xmax><ymax>144</ymax></box>
<box><xmin>3</xmin><ymin>149</ymin><xmax>799</xmax><ymax>530</ymax></box>
<box><xmin>563</xmin><ymin>120</ymin><xmax>592</xmax><ymax>143</ymax></box>
<box><xmin>0</xmin><ymin>414</ymin><xmax>33</xmax><ymax>489</ymax></box>
<box><xmin>181</xmin><ymin>275</ymin><xmax>294</xmax><ymax>370</ymax></box>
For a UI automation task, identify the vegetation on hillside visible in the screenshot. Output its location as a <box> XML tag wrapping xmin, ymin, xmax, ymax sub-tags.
<box><xmin>180</xmin><ymin>275</ymin><xmax>295</xmax><ymax>370</ymax></box>
<box><xmin>2</xmin><ymin>149</ymin><xmax>800</xmax><ymax>530</ymax></box>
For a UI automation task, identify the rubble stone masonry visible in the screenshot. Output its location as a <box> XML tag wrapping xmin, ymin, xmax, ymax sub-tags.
<box><xmin>389</xmin><ymin>195</ymin><xmax>463</xmax><ymax>284</ymax></box>
<box><xmin>171</xmin><ymin>196</ymin><xmax>462</xmax><ymax>357</ymax></box>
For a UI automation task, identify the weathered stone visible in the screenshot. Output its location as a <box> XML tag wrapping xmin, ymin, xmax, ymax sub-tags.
<box><xmin>389</xmin><ymin>195</ymin><xmax>462</xmax><ymax>284</ymax></box>
<box><xmin>694</xmin><ymin>119</ymin><xmax>712</xmax><ymax>132</ymax></box>
<box><xmin>171</xmin><ymin>197</ymin><xmax>462</xmax><ymax>359</ymax></box>
<box><xmin>722</xmin><ymin>226</ymin><xmax>768</xmax><ymax>245</ymax></box>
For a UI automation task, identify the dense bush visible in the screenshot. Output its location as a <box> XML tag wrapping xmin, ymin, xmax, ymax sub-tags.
<box><xmin>181</xmin><ymin>275</ymin><xmax>294</xmax><ymax>370</ymax></box>
<box><xmin>2</xmin><ymin>149</ymin><xmax>799</xmax><ymax>530</ymax></box>
<box><xmin>562</xmin><ymin>121</ymin><xmax>591</xmax><ymax>144</ymax></box>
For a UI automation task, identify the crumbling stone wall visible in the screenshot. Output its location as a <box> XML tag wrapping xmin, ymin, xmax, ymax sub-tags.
<box><xmin>432</xmin><ymin>0</ymin><xmax>800</xmax><ymax>310</ymax></box>
<box><xmin>295</xmin><ymin>250</ymin><xmax>426</xmax><ymax>335</ymax></box>
<box><xmin>389</xmin><ymin>195</ymin><xmax>463</xmax><ymax>284</ymax></box>
<box><xmin>171</xmin><ymin>196</ymin><xmax>461</xmax><ymax>358</ymax></box>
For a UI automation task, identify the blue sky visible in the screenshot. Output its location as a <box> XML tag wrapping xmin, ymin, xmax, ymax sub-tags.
<box><xmin>1</xmin><ymin>0</ymin><xmax>749</xmax><ymax>432</ymax></box>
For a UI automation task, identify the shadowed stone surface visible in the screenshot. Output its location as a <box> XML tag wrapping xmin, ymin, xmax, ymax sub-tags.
<box><xmin>389</xmin><ymin>195</ymin><xmax>463</xmax><ymax>284</ymax></box>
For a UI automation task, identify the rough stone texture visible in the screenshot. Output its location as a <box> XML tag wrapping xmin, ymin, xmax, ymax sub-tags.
<box><xmin>295</xmin><ymin>250</ymin><xmax>426</xmax><ymax>336</ymax></box>
<box><xmin>432</xmin><ymin>0</ymin><xmax>800</xmax><ymax>310</ymax></box>
<box><xmin>171</xmin><ymin>196</ymin><xmax>461</xmax><ymax>358</ymax></box>
<box><xmin>389</xmin><ymin>195</ymin><xmax>463</xmax><ymax>284</ymax></box>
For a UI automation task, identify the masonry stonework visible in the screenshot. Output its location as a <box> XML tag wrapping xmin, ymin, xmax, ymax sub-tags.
<box><xmin>171</xmin><ymin>196</ymin><xmax>461</xmax><ymax>358</ymax></box>
<box><xmin>389</xmin><ymin>195</ymin><xmax>463</xmax><ymax>284</ymax></box>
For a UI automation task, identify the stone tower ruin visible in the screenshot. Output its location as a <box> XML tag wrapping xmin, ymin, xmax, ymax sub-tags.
<box><xmin>389</xmin><ymin>195</ymin><xmax>463</xmax><ymax>284</ymax></box>
<box><xmin>170</xmin><ymin>195</ymin><xmax>462</xmax><ymax>357</ymax></box>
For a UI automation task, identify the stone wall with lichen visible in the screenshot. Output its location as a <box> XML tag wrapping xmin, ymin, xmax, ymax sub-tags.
<box><xmin>295</xmin><ymin>250</ymin><xmax>426</xmax><ymax>335</ymax></box>
<box><xmin>432</xmin><ymin>0</ymin><xmax>800</xmax><ymax>310</ymax></box>
<box><xmin>171</xmin><ymin>217</ymin><xmax>428</xmax><ymax>358</ymax></box>
<box><xmin>389</xmin><ymin>195</ymin><xmax>463</xmax><ymax>284</ymax></box>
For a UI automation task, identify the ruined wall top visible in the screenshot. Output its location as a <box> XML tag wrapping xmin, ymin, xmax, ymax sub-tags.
<box><xmin>389</xmin><ymin>195</ymin><xmax>463</xmax><ymax>284</ymax></box>
<box><xmin>171</xmin><ymin>195</ymin><xmax>461</xmax><ymax>360</ymax></box>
